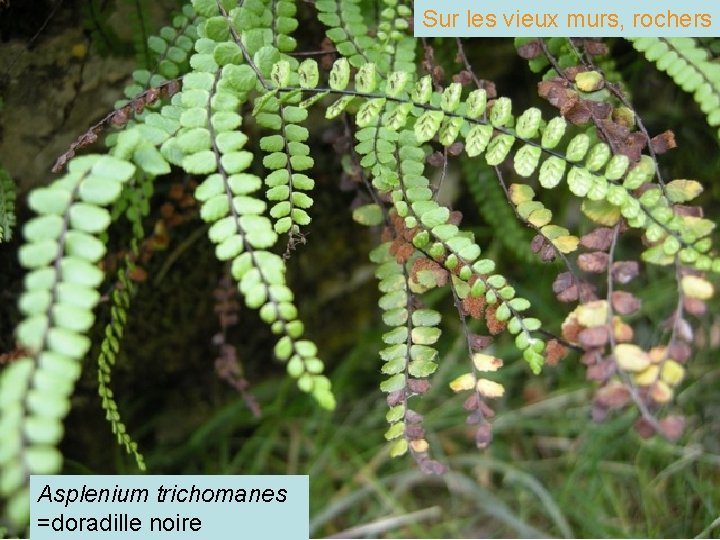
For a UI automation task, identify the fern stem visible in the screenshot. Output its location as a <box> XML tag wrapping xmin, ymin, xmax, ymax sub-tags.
<box><xmin>604</xmin><ymin>224</ymin><xmax>662</xmax><ymax>432</ymax></box>
<box><xmin>218</xmin><ymin>1</ymin><xmax>270</xmax><ymax>89</ymax></box>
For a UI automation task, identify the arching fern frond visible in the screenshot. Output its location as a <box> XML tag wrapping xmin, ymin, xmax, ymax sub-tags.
<box><xmin>0</xmin><ymin>114</ymin><xmax>174</xmax><ymax>527</ymax></box>
<box><xmin>154</xmin><ymin>10</ymin><xmax>334</xmax><ymax>407</ymax></box>
<box><xmin>630</xmin><ymin>37</ymin><xmax>720</xmax><ymax>142</ymax></box>
<box><xmin>1</xmin><ymin>154</ymin><xmax>140</xmax><ymax>526</ymax></box>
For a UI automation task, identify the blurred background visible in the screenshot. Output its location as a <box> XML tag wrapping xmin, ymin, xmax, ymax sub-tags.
<box><xmin>1</xmin><ymin>1</ymin><xmax>719</xmax><ymax>537</ymax></box>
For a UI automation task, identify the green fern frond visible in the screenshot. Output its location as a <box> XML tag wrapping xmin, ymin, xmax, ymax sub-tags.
<box><xmin>0</xmin><ymin>112</ymin><xmax>173</xmax><ymax>529</ymax></box>
<box><xmin>316</xmin><ymin>0</ymin><xmax>373</xmax><ymax>67</ymax></box>
<box><xmin>154</xmin><ymin>9</ymin><xmax>334</xmax><ymax>407</ymax></box>
<box><xmin>370</xmin><ymin>242</ymin><xmax>445</xmax><ymax>472</ymax></box>
<box><xmin>97</xmin><ymin>259</ymin><xmax>146</xmax><ymax>472</ymax></box>
<box><xmin>257</xmin><ymin>65</ymin><xmax>316</xmax><ymax>237</ymax></box>
<box><xmin>316</xmin><ymin>67</ymin><xmax>718</xmax><ymax>272</ymax></box>
<box><xmin>1</xmin><ymin>154</ymin><xmax>140</xmax><ymax>527</ymax></box>
<box><xmin>630</xmin><ymin>37</ymin><xmax>720</xmax><ymax>142</ymax></box>
<box><xmin>140</xmin><ymin>4</ymin><xmax>201</xmax><ymax>86</ymax></box>
<box><xmin>464</xmin><ymin>163</ymin><xmax>537</xmax><ymax>265</ymax></box>
<box><xmin>0</xmin><ymin>165</ymin><xmax>15</xmax><ymax>242</ymax></box>
<box><xmin>120</xmin><ymin>4</ymin><xmax>202</xmax><ymax>109</ymax></box>
<box><xmin>97</xmin><ymin>178</ymin><xmax>153</xmax><ymax>471</ymax></box>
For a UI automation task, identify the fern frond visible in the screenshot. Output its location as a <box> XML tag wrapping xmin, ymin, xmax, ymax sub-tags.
<box><xmin>374</xmin><ymin>0</ymin><xmax>415</xmax><ymax>74</ymax></box>
<box><xmin>121</xmin><ymin>4</ymin><xmax>202</xmax><ymax>109</ymax></box>
<box><xmin>630</xmin><ymin>37</ymin><xmax>720</xmax><ymax>142</ymax></box>
<box><xmin>323</xmin><ymin>63</ymin><xmax>548</xmax><ymax>369</ymax></box>
<box><xmin>395</xmin><ymin>128</ymin><xmax>546</xmax><ymax>370</ymax></box>
<box><xmin>258</xmin><ymin>65</ymin><xmax>316</xmax><ymax>237</ymax></box>
<box><xmin>371</xmin><ymin>241</ymin><xmax>446</xmax><ymax>473</ymax></box>
<box><xmin>320</xmin><ymin>70</ymin><xmax>719</xmax><ymax>272</ymax></box>
<box><xmin>138</xmin><ymin>4</ymin><xmax>201</xmax><ymax>87</ymax></box>
<box><xmin>0</xmin><ymin>165</ymin><xmax>15</xmax><ymax>242</ymax></box>
<box><xmin>0</xmin><ymin>154</ymin><xmax>139</xmax><ymax>527</ymax></box>
<box><xmin>0</xmin><ymin>108</ymin><xmax>174</xmax><ymax>529</ymax></box>
<box><xmin>156</xmin><ymin>9</ymin><xmax>334</xmax><ymax>406</ymax></box>
<box><xmin>97</xmin><ymin>258</ymin><xmax>146</xmax><ymax>471</ymax></box>
<box><xmin>97</xmin><ymin>178</ymin><xmax>153</xmax><ymax>471</ymax></box>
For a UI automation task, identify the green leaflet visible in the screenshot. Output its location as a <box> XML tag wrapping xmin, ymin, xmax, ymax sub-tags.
<box><xmin>329</xmin><ymin>57</ymin><xmax>351</xmax><ymax>90</ymax></box>
<box><xmin>566</xmin><ymin>134</ymin><xmax>591</xmax><ymax>162</ymax></box>
<box><xmin>515</xmin><ymin>107</ymin><xmax>542</xmax><ymax>138</ymax></box>
<box><xmin>489</xmin><ymin>97</ymin><xmax>512</xmax><ymax>127</ymax></box>
<box><xmin>415</xmin><ymin>110</ymin><xmax>444</xmax><ymax>144</ymax></box>
<box><xmin>466</xmin><ymin>125</ymin><xmax>493</xmax><ymax>157</ymax></box>
<box><xmin>485</xmin><ymin>134</ymin><xmax>515</xmax><ymax>166</ymax></box>
<box><xmin>514</xmin><ymin>144</ymin><xmax>542</xmax><ymax>177</ymax></box>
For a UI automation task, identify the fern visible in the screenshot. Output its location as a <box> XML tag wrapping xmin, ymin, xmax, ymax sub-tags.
<box><xmin>0</xmin><ymin>165</ymin><xmax>15</xmax><ymax>243</ymax></box>
<box><xmin>120</xmin><ymin>4</ymin><xmax>202</xmax><ymax>112</ymax></box>
<box><xmin>96</xmin><ymin>175</ymin><xmax>154</xmax><ymax>471</ymax></box>
<box><xmin>171</xmin><ymin>60</ymin><xmax>334</xmax><ymax>407</ymax></box>
<box><xmin>1</xmin><ymin>111</ymin><xmax>173</xmax><ymax>527</ymax></box>
<box><xmin>371</xmin><ymin>241</ymin><xmax>446</xmax><ymax>472</ymax></box>
<box><xmin>2</xmin><ymin>1</ymin><xmax>720</xmax><ymax>533</ymax></box>
<box><xmin>315</xmin><ymin>68</ymin><xmax>717</xmax><ymax>272</ymax></box>
<box><xmin>316</xmin><ymin>0</ymin><xmax>373</xmax><ymax>67</ymax></box>
<box><xmin>630</xmin><ymin>37</ymin><xmax>720</xmax><ymax>142</ymax></box>
<box><xmin>258</xmin><ymin>71</ymin><xmax>316</xmax><ymax>237</ymax></box>
<box><xmin>1</xmin><ymin>154</ymin><xmax>142</xmax><ymax>526</ymax></box>
<box><xmin>96</xmin><ymin>253</ymin><xmax>147</xmax><ymax>471</ymax></box>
